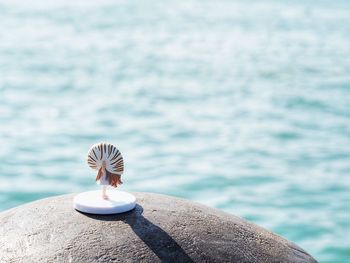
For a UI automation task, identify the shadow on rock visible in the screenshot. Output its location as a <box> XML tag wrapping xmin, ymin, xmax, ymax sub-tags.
<box><xmin>81</xmin><ymin>204</ymin><xmax>194</xmax><ymax>263</ymax></box>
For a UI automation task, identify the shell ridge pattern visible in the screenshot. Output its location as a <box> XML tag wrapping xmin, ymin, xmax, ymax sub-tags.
<box><xmin>87</xmin><ymin>143</ymin><xmax>124</xmax><ymax>174</ymax></box>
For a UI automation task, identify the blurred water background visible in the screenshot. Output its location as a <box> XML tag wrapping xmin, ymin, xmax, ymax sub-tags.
<box><xmin>0</xmin><ymin>0</ymin><xmax>350</xmax><ymax>262</ymax></box>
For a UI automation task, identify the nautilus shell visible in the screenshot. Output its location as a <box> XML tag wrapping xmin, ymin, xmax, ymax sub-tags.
<box><xmin>87</xmin><ymin>143</ymin><xmax>124</xmax><ymax>175</ymax></box>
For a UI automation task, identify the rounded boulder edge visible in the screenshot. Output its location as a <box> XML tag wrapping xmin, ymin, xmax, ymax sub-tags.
<box><xmin>0</xmin><ymin>192</ymin><xmax>317</xmax><ymax>263</ymax></box>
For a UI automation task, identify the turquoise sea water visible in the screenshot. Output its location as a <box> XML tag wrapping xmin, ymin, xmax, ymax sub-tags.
<box><xmin>0</xmin><ymin>0</ymin><xmax>349</xmax><ymax>261</ymax></box>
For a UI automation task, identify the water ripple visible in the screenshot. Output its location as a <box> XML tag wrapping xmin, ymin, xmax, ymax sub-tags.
<box><xmin>0</xmin><ymin>0</ymin><xmax>349</xmax><ymax>262</ymax></box>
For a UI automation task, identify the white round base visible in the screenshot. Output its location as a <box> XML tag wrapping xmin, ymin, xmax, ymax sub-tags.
<box><xmin>73</xmin><ymin>190</ymin><xmax>136</xmax><ymax>215</ymax></box>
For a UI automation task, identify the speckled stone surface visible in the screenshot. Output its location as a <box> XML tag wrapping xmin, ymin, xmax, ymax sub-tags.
<box><xmin>0</xmin><ymin>192</ymin><xmax>317</xmax><ymax>263</ymax></box>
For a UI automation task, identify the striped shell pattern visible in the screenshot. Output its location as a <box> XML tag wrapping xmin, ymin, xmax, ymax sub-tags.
<box><xmin>87</xmin><ymin>143</ymin><xmax>124</xmax><ymax>175</ymax></box>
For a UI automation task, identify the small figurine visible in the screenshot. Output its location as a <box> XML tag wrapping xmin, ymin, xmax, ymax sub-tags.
<box><xmin>73</xmin><ymin>142</ymin><xmax>136</xmax><ymax>215</ymax></box>
<box><xmin>87</xmin><ymin>143</ymin><xmax>124</xmax><ymax>199</ymax></box>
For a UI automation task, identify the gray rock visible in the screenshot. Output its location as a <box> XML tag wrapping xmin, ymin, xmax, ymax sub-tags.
<box><xmin>0</xmin><ymin>192</ymin><xmax>317</xmax><ymax>263</ymax></box>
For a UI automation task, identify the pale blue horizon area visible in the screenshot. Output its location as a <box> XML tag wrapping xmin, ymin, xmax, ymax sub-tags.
<box><xmin>0</xmin><ymin>0</ymin><xmax>350</xmax><ymax>262</ymax></box>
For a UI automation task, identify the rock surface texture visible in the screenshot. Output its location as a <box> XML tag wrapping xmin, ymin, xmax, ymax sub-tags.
<box><xmin>0</xmin><ymin>192</ymin><xmax>317</xmax><ymax>263</ymax></box>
